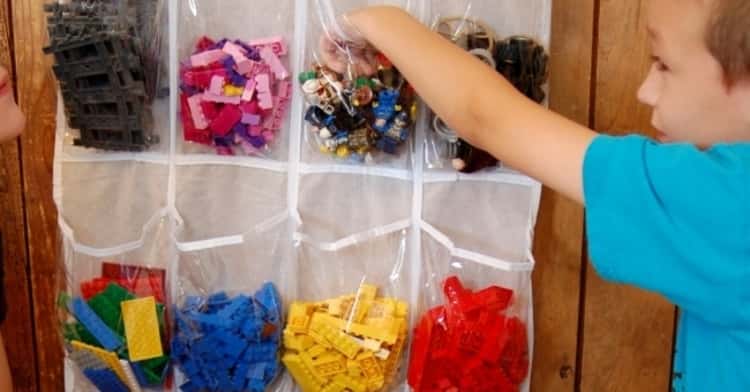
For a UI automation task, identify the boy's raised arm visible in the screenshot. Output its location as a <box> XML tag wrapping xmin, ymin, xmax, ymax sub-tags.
<box><xmin>348</xmin><ymin>6</ymin><xmax>596</xmax><ymax>203</ymax></box>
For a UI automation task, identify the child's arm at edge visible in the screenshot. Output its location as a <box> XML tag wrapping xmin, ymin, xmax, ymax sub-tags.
<box><xmin>348</xmin><ymin>6</ymin><xmax>597</xmax><ymax>204</ymax></box>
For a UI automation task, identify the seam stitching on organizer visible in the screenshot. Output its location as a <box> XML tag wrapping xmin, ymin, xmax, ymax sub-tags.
<box><xmin>287</xmin><ymin>0</ymin><xmax>308</xmax><ymax>225</ymax></box>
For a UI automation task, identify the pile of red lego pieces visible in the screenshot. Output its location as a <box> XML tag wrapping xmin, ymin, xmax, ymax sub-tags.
<box><xmin>80</xmin><ymin>262</ymin><xmax>166</xmax><ymax>304</ymax></box>
<box><xmin>408</xmin><ymin>276</ymin><xmax>529</xmax><ymax>392</ymax></box>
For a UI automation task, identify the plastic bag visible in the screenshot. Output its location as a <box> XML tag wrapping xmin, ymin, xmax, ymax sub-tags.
<box><xmin>176</xmin><ymin>0</ymin><xmax>295</xmax><ymax>159</ymax></box>
<box><xmin>172</xmin><ymin>221</ymin><xmax>296</xmax><ymax>392</ymax></box>
<box><xmin>298</xmin><ymin>0</ymin><xmax>421</xmax><ymax>167</ymax></box>
<box><xmin>424</xmin><ymin>2</ymin><xmax>550</xmax><ymax>173</ymax></box>
<box><xmin>408</xmin><ymin>234</ymin><xmax>533</xmax><ymax>392</ymax></box>
<box><xmin>283</xmin><ymin>228</ymin><xmax>413</xmax><ymax>391</ymax></box>
<box><xmin>45</xmin><ymin>0</ymin><xmax>169</xmax><ymax>154</ymax></box>
<box><xmin>59</xmin><ymin>219</ymin><xmax>173</xmax><ymax>392</ymax></box>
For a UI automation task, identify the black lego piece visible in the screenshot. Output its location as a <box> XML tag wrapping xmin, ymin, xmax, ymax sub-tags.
<box><xmin>44</xmin><ymin>0</ymin><xmax>162</xmax><ymax>151</ymax></box>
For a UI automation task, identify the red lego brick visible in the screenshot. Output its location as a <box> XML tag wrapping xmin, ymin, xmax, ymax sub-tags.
<box><xmin>408</xmin><ymin>276</ymin><xmax>529</xmax><ymax>392</ymax></box>
<box><xmin>210</xmin><ymin>105</ymin><xmax>242</xmax><ymax>137</ymax></box>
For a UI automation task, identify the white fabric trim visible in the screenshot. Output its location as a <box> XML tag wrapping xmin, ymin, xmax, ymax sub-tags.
<box><xmin>299</xmin><ymin>162</ymin><xmax>413</xmax><ymax>181</ymax></box>
<box><xmin>294</xmin><ymin>219</ymin><xmax>410</xmax><ymax>252</ymax></box>
<box><xmin>59</xmin><ymin>209</ymin><xmax>168</xmax><ymax>258</ymax></box>
<box><xmin>423</xmin><ymin>168</ymin><xmax>539</xmax><ymax>187</ymax></box>
<box><xmin>421</xmin><ymin>220</ymin><xmax>533</xmax><ymax>272</ymax></box>
<box><xmin>174</xmin><ymin>154</ymin><xmax>288</xmax><ymax>172</ymax></box>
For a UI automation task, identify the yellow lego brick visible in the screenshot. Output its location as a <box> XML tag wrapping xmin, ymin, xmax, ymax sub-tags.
<box><xmin>283</xmin><ymin>353</ymin><xmax>323</xmax><ymax>392</ymax></box>
<box><xmin>311</xmin><ymin>353</ymin><xmax>347</xmax><ymax>377</ymax></box>
<box><xmin>356</xmin><ymin>352</ymin><xmax>385</xmax><ymax>391</ymax></box>
<box><xmin>325</xmin><ymin>298</ymin><xmax>344</xmax><ymax>317</ymax></box>
<box><xmin>310</xmin><ymin>314</ymin><xmax>362</xmax><ymax>359</ymax></box>
<box><xmin>357</xmin><ymin>284</ymin><xmax>378</xmax><ymax>302</ymax></box>
<box><xmin>347</xmin><ymin>359</ymin><xmax>362</xmax><ymax>377</ymax></box>
<box><xmin>287</xmin><ymin>302</ymin><xmax>315</xmax><ymax>334</ymax></box>
<box><xmin>224</xmin><ymin>85</ymin><xmax>244</xmax><ymax>96</ymax></box>
<box><xmin>322</xmin><ymin>312</ymin><xmax>399</xmax><ymax>345</ymax></box>
<box><xmin>121</xmin><ymin>296</ymin><xmax>164</xmax><ymax>362</ymax></box>
<box><xmin>300</xmin><ymin>353</ymin><xmax>328</xmax><ymax>386</ymax></box>
<box><xmin>71</xmin><ymin>341</ymin><xmax>128</xmax><ymax>384</ymax></box>
<box><xmin>382</xmin><ymin>332</ymin><xmax>407</xmax><ymax>383</ymax></box>
<box><xmin>396</xmin><ymin>301</ymin><xmax>409</xmax><ymax>318</ymax></box>
<box><xmin>333</xmin><ymin>373</ymin><xmax>367</xmax><ymax>392</ymax></box>
<box><xmin>321</xmin><ymin>380</ymin><xmax>347</xmax><ymax>392</ymax></box>
<box><xmin>307</xmin><ymin>344</ymin><xmax>329</xmax><ymax>359</ymax></box>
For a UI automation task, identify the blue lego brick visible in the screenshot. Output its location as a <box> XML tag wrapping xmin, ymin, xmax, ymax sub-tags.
<box><xmin>83</xmin><ymin>368</ymin><xmax>130</xmax><ymax>392</ymax></box>
<box><xmin>69</xmin><ymin>297</ymin><xmax>122</xmax><ymax>351</ymax></box>
<box><xmin>254</xmin><ymin>282</ymin><xmax>281</xmax><ymax>323</ymax></box>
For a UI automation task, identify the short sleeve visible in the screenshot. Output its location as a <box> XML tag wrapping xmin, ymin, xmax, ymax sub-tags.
<box><xmin>583</xmin><ymin>134</ymin><xmax>750</xmax><ymax>328</ymax></box>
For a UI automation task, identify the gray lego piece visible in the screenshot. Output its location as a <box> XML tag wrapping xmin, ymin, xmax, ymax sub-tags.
<box><xmin>44</xmin><ymin>0</ymin><xmax>162</xmax><ymax>152</ymax></box>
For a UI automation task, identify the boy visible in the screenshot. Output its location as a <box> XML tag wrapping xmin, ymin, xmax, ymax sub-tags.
<box><xmin>0</xmin><ymin>63</ymin><xmax>27</xmax><ymax>391</ymax></box>
<box><xmin>342</xmin><ymin>0</ymin><xmax>749</xmax><ymax>390</ymax></box>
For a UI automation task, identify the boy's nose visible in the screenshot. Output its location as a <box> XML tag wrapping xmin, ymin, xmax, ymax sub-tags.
<box><xmin>637</xmin><ymin>65</ymin><xmax>660</xmax><ymax>107</ymax></box>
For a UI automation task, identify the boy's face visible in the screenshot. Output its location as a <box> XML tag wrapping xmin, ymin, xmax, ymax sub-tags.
<box><xmin>638</xmin><ymin>0</ymin><xmax>750</xmax><ymax>147</ymax></box>
<box><xmin>0</xmin><ymin>65</ymin><xmax>25</xmax><ymax>143</ymax></box>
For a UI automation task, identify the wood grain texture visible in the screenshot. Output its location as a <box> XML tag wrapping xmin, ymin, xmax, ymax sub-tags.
<box><xmin>0</xmin><ymin>0</ymin><xmax>39</xmax><ymax>390</ymax></box>
<box><xmin>11</xmin><ymin>0</ymin><xmax>62</xmax><ymax>390</ymax></box>
<box><xmin>580</xmin><ymin>0</ymin><xmax>677</xmax><ymax>391</ymax></box>
<box><xmin>530</xmin><ymin>0</ymin><xmax>594</xmax><ymax>390</ymax></box>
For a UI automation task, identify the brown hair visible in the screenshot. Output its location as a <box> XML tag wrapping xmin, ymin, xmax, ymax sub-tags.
<box><xmin>706</xmin><ymin>0</ymin><xmax>750</xmax><ymax>83</ymax></box>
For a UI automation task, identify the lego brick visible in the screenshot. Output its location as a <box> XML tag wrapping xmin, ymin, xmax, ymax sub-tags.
<box><xmin>119</xmin><ymin>359</ymin><xmax>143</xmax><ymax>392</ymax></box>
<box><xmin>191</xmin><ymin>49</ymin><xmax>227</xmax><ymax>67</ymax></box>
<box><xmin>69</xmin><ymin>297</ymin><xmax>123</xmax><ymax>351</ymax></box>
<box><xmin>407</xmin><ymin>276</ymin><xmax>529</xmax><ymax>391</ymax></box>
<box><xmin>180</xmin><ymin>36</ymin><xmax>290</xmax><ymax>154</ymax></box>
<box><xmin>83</xmin><ymin>368</ymin><xmax>130</xmax><ymax>392</ymax></box>
<box><xmin>173</xmin><ymin>285</ymin><xmax>282</xmax><ymax>392</ymax></box>
<box><xmin>282</xmin><ymin>283</ymin><xmax>408</xmax><ymax>391</ymax></box>
<box><xmin>259</xmin><ymin>46</ymin><xmax>289</xmax><ymax>80</ymax></box>
<box><xmin>71</xmin><ymin>340</ymin><xmax>128</xmax><ymax>384</ymax></box>
<box><xmin>121</xmin><ymin>296</ymin><xmax>164</xmax><ymax>361</ymax></box>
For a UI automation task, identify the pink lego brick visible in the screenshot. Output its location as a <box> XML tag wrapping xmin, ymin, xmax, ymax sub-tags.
<box><xmin>258</xmin><ymin>92</ymin><xmax>273</xmax><ymax>110</ymax></box>
<box><xmin>203</xmin><ymin>93</ymin><xmax>242</xmax><ymax>105</ymax></box>
<box><xmin>222</xmin><ymin>41</ymin><xmax>249</xmax><ymax>63</ymax></box>
<box><xmin>247</xmin><ymin>36</ymin><xmax>287</xmax><ymax>56</ymax></box>
<box><xmin>210</xmin><ymin>105</ymin><xmax>243</xmax><ymax>137</ymax></box>
<box><xmin>262</xmin><ymin>131</ymin><xmax>275</xmax><ymax>143</ymax></box>
<box><xmin>236</xmin><ymin>59</ymin><xmax>256</xmax><ymax>76</ymax></box>
<box><xmin>270</xmin><ymin>80</ymin><xmax>292</xmax><ymax>130</ymax></box>
<box><xmin>190</xmin><ymin>49</ymin><xmax>227</xmax><ymax>67</ymax></box>
<box><xmin>241</xmin><ymin>79</ymin><xmax>256</xmax><ymax>102</ymax></box>
<box><xmin>255</xmin><ymin>73</ymin><xmax>270</xmax><ymax>93</ymax></box>
<box><xmin>209</xmin><ymin>75</ymin><xmax>225</xmax><ymax>95</ymax></box>
<box><xmin>259</xmin><ymin>47</ymin><xmax>289</xmax><ymax>80</ymax></box>
<box><xmin>187</xmin><ymin>94</ymin><xmax>209</xmax><ymax>130</ymax></box>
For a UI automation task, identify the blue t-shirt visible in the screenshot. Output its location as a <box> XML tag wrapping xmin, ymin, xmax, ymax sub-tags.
<box><xmin>583</xmin><ymin>135</ymin><xmax>750</xmax><ymax>391</ymax></box>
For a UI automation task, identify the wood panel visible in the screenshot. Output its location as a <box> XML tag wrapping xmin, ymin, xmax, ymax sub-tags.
<box><xmin>0</xmin><ymin>0</ymin><xmax>39</xmax><ymax>390</ymax></box>
<box><xmin>530</xmin><ymin>0</ymin><xmax>594</xmax><ymax>390</ymax></box>
<box><xmin>580</xmin><ymin>0</ymin><xmax>677</xmax><ymax>391</ymax></box>
<box><xmin>11</xmin><ymin>0</ymin><xmax>62</xmax><ymax>390</ymax></box>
